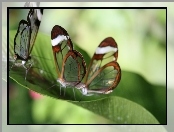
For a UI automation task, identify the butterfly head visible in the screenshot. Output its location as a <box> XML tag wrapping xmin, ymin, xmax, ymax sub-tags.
<box><xmin>81</xmin><ymin>87</ymin><xmax>88</xmax><ymax>95</ymax></box>
<box><xmin>75</xmin><ymin>83</ymin><xmax>88</xmax><ymax>95</ymax></box>
<box><xmin>57</xmin><ymin>78</ymin><xmax>66</xmax><ymax>88</ymax></box>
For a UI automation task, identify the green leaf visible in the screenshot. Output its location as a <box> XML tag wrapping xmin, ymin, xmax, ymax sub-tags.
<box><xmin>8</xmin><ymin>30</ymin><xmax>165</xmax><ymax>124</ymax></box>
<box><xmin>73</xmin><ymin>96</ymin><xmax>159</xmax><ymax>124</ymax></box>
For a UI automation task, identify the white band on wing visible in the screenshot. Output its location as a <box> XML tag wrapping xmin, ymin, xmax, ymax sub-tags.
<box><xmin>95</xmin><ymin>46</ymin><xmax>117</xmax><ymax>54</ymax></box>
<box><xmin>51</xmin><ymin>35</ymin><xmax>69</xmax><ymax>46</ymax></box>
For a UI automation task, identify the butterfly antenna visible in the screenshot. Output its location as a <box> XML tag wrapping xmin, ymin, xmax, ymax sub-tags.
<box><xmin>47</xmin><ymin>84</ymin><xmax>56</xmax><ymax>90</ymax></box>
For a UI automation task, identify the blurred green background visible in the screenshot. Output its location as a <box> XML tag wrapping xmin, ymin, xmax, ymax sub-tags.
<box><xmin>7</xmin><ymin>4</ymin><xmax>167</xmax><ymax>125</ymax></box>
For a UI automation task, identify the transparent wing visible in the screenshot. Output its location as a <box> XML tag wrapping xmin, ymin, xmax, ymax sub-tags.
<box><xmin>14</xmin><ymin>20</ymin><xmax>31</xmax><ymax>60</ymax></box>
<box><xmin>27</xmin><ymin>9</ymin><xmax>43</xmax><ymax>54</ymax></box>
<box><xmin>61</xmin><ymin>50</ymin><xmax>86</xmax><ymax>85</ymax></box>
<box><xmin>51</xmin><ymin>25</ymin><xmax>73</xmax><ymax>77</ymax></box>
<box><xmin>85</xmin><ymin>37</ymin><xmax>121</xmax><ymax>93</ymax></box>
<box><xmin>86</xmin><ymin>61</ymin><xmax>121</xmax><ymax>93</ymax></box>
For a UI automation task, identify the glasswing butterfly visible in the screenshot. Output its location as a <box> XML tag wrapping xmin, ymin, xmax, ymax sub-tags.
<box><xmin>76</xmin><ymin>37</ymin><xmax>121</xmax><ymax>96</ymax></box>
<box><xmin>50</xmin><ymin>25</ymin><xmax>86</xmax><ymax>96</ymax></box>
<box><xmin>10</xmin><ymin>9</ymin><xmax>43</xmax><ymax>80</ymax></box>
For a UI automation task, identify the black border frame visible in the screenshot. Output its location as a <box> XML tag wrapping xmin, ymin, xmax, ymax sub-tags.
<box><xmin>7</xmin><ymin>6</ymin><xmax>167</xmax><ymax>125</ymax></box>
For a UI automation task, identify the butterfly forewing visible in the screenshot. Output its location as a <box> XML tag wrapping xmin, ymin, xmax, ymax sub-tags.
<box><xmin>51</xmin><ymin>25</ymin><xmax>73</xmax><ymax>77</ymax></box>
<box><xmin>27</xmin><ymin>9</ymin><xmax>43</xmax><ymax>54</ymax></box>
<box><xmin>85</xmin><ymin>37</ymin><xmax>118</xmax><ymax>83</ymax></box>
<box><xmin>14</xmin><ymin>20</ymin><xmax>31</xmax><ymax>60</ymax></box>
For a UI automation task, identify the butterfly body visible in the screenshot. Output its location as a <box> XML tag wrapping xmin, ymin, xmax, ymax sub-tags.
<box><xmin>77</xmin><ymin>83</ymin><xmax>113</xmax><ymax>96</ymax></box>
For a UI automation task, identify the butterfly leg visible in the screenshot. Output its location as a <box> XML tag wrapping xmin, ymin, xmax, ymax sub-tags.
<box><xmin>78</xmin><ymin>88</ymin><xmax>84</xmax><ymax>102</ymax></box>
<box><xmin>59</xmin><ymin>84</ymin><xmax>62</xmax><ymax>95</ymax></box>
<box><xmin>63</xmin><ymin>87</ymin><xmax>66</xmax><ymax>96</ymax></box>
<box><xmin>23</xmin><ymin>65</ymin><xmax>29</xmax><ymax>81</ymax></box>
<box><xmin>25</xmin><ymin>68</ymin><xmax>32</xmax><ymax>81</ymax></box>
<box><xmin>72</xmin><ymin>88</ymin><xmax>76</xmax><ymax>101</ymax></box>
<box><xmin>10</xmin><ymin>60</ymin><xmax>17</xmax><ymax>70</ymax></box>
<box><xmin>24</xmin><ymin>60</ymin><xmax>33</xmax><ymax>81</ymax></box>
<box><xmin>10</xmin><ymin>63</ymin><xmax>15</xmax><ymax>70</ymax></box>
<box><xmin>78</xmin><ymin>93</ymin><xmax>83</xmax><ymax>102</ymax></box>
<box><xmin>22</xmin><ymin>64</ymin><xmax>29</xmax><ymax>87</ymax></box>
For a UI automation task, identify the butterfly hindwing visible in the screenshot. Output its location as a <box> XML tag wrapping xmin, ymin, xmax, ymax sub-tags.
<box><xmin>14</xmin><ymin>20</ymin><xmax>31</xmax><ymax>61</ymax></box>
<box><xmin>60</xmin><ymin>50</ymin><xmax>86</xmax><ymax>86</ymax></box>
<box><xmin>86</xmin><ymin>61</ymin><xmax>121</xmax><ymax>94</ymax></box>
